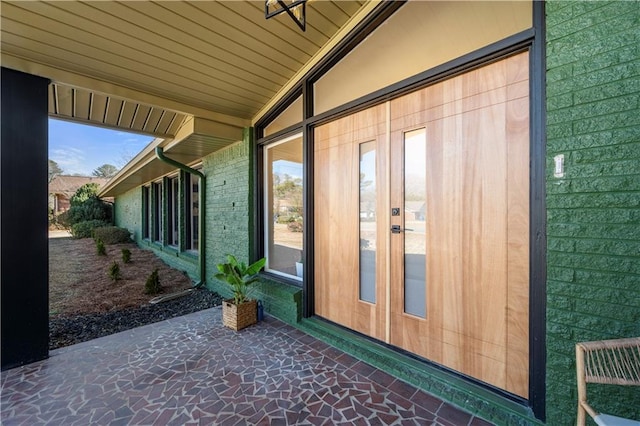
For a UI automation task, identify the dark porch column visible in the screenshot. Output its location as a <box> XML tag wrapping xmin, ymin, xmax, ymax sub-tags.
<box><xmin>1</xmin><ymin>67</ymin><xmax>50</xmax><ymax>370</ymax></box>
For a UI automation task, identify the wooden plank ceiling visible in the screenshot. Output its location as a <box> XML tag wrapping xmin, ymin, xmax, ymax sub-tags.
<box><xmin>1</xmin><ymin>0</ymin><xmax>367</xmax><ymax>128</ymax></box>
<box><xmin>49</xmin><ymin>83</ymin><xmax>188</xmax><ymax>138</ymax></box>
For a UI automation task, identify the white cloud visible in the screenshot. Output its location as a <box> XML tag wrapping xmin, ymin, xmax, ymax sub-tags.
<box><xmin>50</xmin><ymin>147</ymin><xmax>89</xmax><ymax>175</ymax></box>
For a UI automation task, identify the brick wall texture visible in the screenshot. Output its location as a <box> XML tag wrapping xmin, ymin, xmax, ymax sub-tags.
<box><xmin>114</xmin><ymin>187</ymin><xmax>141</xmax><ymax>241</ymax></box>
<box><xmin>546</xmin><ymin>1</ymin><xmax>640</xmax><ymax>423</ymax></box>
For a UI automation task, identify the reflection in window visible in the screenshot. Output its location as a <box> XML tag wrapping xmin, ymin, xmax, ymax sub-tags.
<box><xmin>142</xmin><ymin>186</ymin><xmax>150</xmax><ymax>239</ymax></box>
<box><xmin>359</xmin><ymin>141</ymin><xmax>376</xmax><ymax>303</ymax></box>
<box><xmin>264</xmin><ymin>134</ymin><xmax>303</xmax><ymax>280</ymax></box>
<box><xmin>152</xmin><ymin>182</ymin><xmax>163</xmax><ymax>243</ymax></box>
<box><xmin>167</xmin><ymin>176</ymin><xmax>179</xmax><ymax>246</ymax></box>
<box><xmin>404</xmin><ymin>129</ymin><xmax>427</xmax><ymax>318</ymax></box>
<box><xmin>185</xmin><ymin>173</ymin><xmax>199</xmax><ymax>251</ymax></box>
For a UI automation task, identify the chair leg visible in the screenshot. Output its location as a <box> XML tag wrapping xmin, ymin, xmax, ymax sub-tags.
<box><xmin>576</xmin><ymin>344</ymin><xmax>587</xmax><ymax>426</ymax></box>
<box><xmin>577</xmin><ymin>403</ymin><xmax>586</xmax><ymax>426</ymax></box>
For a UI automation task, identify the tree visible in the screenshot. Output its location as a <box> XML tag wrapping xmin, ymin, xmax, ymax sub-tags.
<box><xmin>92</xmin><ymin>164</ymin><xmax>118</xmax><ymax>178</ymax></box>
<box><xmin>48</xmin><ymin>159</ymin><xmax>63</xmax><ymax>183</ymax></box>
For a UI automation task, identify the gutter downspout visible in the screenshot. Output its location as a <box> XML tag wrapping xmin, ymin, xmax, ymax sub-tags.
<box><xmin>155</xmin><ymin>147</ymin><xmax>206</xmax><ymax>288</ymax></box>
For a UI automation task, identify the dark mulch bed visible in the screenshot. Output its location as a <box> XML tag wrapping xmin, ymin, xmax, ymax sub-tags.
<box><xmin>50</xmin><ymin>289</ymin><xmax>223</xmax><ymax>350</ymax></box>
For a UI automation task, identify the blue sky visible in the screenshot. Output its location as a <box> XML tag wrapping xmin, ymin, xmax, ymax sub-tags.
<box><xmin>49</xmin><ymin>119</ymin><xmax>154</xmax><ymax>176</ymax></box>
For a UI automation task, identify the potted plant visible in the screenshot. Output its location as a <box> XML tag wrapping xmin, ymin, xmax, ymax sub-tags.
<box><xmin>215</xmin><ymin>254</ymin><xmax>265</xmax><ymax>331</ymax></box>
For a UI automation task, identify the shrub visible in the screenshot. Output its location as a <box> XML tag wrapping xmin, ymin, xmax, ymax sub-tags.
<box><xmin>95</xmin><ymin>239</ymin><xmax>106</xmax><ymax>256</ymax></box>
<box><xmin>108</xmin><ymin>261</ymin><xmax>121</xmax><ymax>282</ymax></box>
<box><xmin>65</xmin><ymin>184</ymin><xmax>112</xmax><ymax>227</ymax></box>
<box><xmin>144</xmin><ymin>269</ymin><xmax>162</xmax><ymax>295</ymax></box>
<box><xmin>92</xmin><ymin>226</ymin><xmax>132</xmax><ymax>244</ymax></box>
<box><xmin>56</xmin><ymin>210</ymin><xmax>72</xmax><ymax>228</ymax></box>
<box><xmin>121</xmin><ymin>248</ymin><xmax>131</xmax><ymax>264</ymax></box>
<box><xmin>70</xmin><ymin>220</ymin><xmax>109</xmax><ymax>239</ymax></box>
<box><xmin>67</xmin><ymin>196</ymin><xmax>112</xmax><ymax>225</ymax></box>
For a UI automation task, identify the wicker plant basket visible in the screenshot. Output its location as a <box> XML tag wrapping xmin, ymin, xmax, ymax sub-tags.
<box><xmin>222</xmin><ymin>299</ymin><xmax>257</xmax><ymax>331</ymax></box>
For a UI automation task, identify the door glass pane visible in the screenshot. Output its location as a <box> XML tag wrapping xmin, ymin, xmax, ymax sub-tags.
<box><xmin>359</xmin><ymin>141</ymin><xmax>376</xmax><ymax>303</ymax></box>
<box><xmin>264</xmin><ymin>134</ymin><xmax>304</xmax><ymax>280</ymax></box>
<box><xmin>404</xmin><ymin>129</ymin><xmax>427</xmax><ymax>318</ymax></box>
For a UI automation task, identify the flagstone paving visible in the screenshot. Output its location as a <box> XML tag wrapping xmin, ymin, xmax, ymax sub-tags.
<box><xmin>1</xmin><ymin>307</ymin><xmax>493</xmax><ymax>425</ymax></box>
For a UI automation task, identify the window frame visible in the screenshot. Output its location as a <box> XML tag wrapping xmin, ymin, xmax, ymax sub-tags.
<box><xmin>142</xmin><ymin>185</ymin><xmax>150</xmax><ymax>240</ymax></box>
<box><xmin>183</xmin><ymin>170</ymin><xmax>200</xmax><ymax>253</ymax></box>
<box><xmin>262</xmin><ymin>132</ymin><xmax>305</xmax><ymax>282</ymax></box>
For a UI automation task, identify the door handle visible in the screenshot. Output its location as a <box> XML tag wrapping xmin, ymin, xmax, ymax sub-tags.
<box><xmin>391</xmin><ymin>225</ymin><xmax>414</xmax><ymax>233</ymax></box>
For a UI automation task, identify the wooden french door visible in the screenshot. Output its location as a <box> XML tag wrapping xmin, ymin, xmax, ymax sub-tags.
<box><xmin>314</xmin><ymin>104</ymin><xmax>389</xmax><ymax>342</ymax></box>
<box><xmin>314</xmin><ymin>52</ymin><xmax>530</xmax><ymax>398</ymax></box>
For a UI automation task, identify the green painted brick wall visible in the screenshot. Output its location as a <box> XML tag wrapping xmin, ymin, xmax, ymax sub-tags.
<box><xmin>202</xmin><ymin>128</ymin><xmax>303</xmax><ymax>322</ymax></box>
<box><xmin>203</xmin><ymin>131</ymin><xmax>253</xmax><ymax>273</ymax></box>
<box><xmin>114</xmin><ymin>186</ymin><xmax>142</xmax><ymax>241</ymax></box>
<box><xmin>546</xmin><ymin>1</ymin><xmax>640</xmax><ymax>424</ymax></box>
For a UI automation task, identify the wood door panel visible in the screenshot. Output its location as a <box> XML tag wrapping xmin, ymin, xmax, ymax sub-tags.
<box><xmin>314</xmin><ymin>104</ymin><xmax>387</xmax><ymax>341</ymax></box>
<box><xmin>505</xmin><ymin>94</ymin><xmax>530</xmax><ymax>397</ymax></box>
<box><xmin>389</xmin><ymin>52</ymin><xmax>530</xmax><ymax>397</ymax></box>
<box><xmin>314</xmin><ymin>52</ymin><xmax>529</xmax><ymax>399</ymax></box>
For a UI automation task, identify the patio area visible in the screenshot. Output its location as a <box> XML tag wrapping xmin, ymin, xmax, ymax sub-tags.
<box><xmin>1</xmin><ymin>307</ymin><xmax>492</xmax><ymax>425</ymax></box>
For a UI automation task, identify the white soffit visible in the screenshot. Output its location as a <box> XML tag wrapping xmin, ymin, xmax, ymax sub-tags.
<box><xmin>2</xmin><ymin>0</ymin><xmax>367</xmax><ymax>123</ymax></box>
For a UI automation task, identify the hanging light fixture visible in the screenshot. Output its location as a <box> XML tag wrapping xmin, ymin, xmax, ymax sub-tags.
<box><xmin>265</xmin><ymin>0</ymin><xmax>307</xmax><ymax>31</ymax></box>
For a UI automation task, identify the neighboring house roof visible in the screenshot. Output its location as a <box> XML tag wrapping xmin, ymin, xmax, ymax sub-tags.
<box><xmin>49</xmin><ymin>175</ymin><xmax>110</xmax><ymax>198</ymax></box>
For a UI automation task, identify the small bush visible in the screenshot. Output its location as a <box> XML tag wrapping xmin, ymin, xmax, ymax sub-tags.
<box><xmin>121</xmin><ymin>248</ymin><xmax>131</xmax><ymax>264</ymax></box>
<box><xmin>108</xmin><ymin>261</ymin><xmax>121</xmax><ymax>282</ymax></box>
<box><xmin>95</xmin><ymin>239</ymin><xmax>106</xmax><ymax>256</ymax></box>
<box><xmin>287</xmin><ymin>220</ymin><xmax>303</xmax><ymax>233</ymax></box>
<box><xmin>70</xmin><ymin>220</ymin><xmax>109</xmax><ymax>239</ymax></box>
<box><xmin>92</xmin><ymin>226</ymin><xmax>132</xmax><ymax>244</ymax></box>
<box><xmin>144</xmin><ymin>269</ymin><xmax>162</xmax><ymax>295</ymax></box>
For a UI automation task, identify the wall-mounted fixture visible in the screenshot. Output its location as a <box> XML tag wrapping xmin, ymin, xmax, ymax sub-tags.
<box><xmin>554</xmin><ymin>154</ymin><xmax>565</xmax><ymax>178</ymax></box>
<box><xmin>265</xmin><ymin>0</ymin><xmax>307</xmax><ymax>31</ymax></box>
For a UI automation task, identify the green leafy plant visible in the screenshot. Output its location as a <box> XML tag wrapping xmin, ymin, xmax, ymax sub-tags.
<box><xmin>121</xmin><ymin>248</ymin><xmax>131</xmax><ymax>264</ymax></box>
<box><xmin>144</xmin><ymin>268</ymin><xmax>162</xmax><ymax>295</ymax></box>
<box><xmin>215</xmin><ymin>255</ymin><xmax>266</xmax><ymax>305</ymax></box>
<box><xmin>108</xmin><ymin>261</ymin><xmax>121</xmax><ymax>282</ymax></box>
<box><xmin>95</xmin><ymin>238</ymin><xmax>106</xmax><ymax>256</ymax></box>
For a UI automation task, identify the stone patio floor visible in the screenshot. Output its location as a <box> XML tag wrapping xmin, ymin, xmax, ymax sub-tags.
<box><xmin>1</xmin><ymin>307</ymin><xmax>493</xmax><ymax>425</ymax></box>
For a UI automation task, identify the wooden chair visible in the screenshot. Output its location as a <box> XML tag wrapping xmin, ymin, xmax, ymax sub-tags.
<box><xmin>576</xmin><ymin>337</ymin><xmax>640</xmax><ymax>426</ymax></box>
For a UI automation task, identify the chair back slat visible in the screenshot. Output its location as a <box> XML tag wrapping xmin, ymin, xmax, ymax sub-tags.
<box><xmin>580</xmin><ymin>338</ymin><xmax>640</xmax><ymax>385</ymax></box>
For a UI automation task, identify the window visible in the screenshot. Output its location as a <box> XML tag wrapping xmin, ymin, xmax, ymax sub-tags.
<box><xmin>167</xmin><ymin>176</ymin><xmax>179</xmax><ymax>246</ymax></box>
<box><xmin>142</xmin><ymin>186</ymin><xmax>150</xmax><ymax>239</ymax></box>
<box><xmin>152</xmin><ymin>181</ymin><xmax>162</xmax><ymax>243</ymax></box>
<box><xmin>185</xmin><ymin>173</ymin><xmax>199</xmax><ymax>251</ymax></box>
<box><xmin>359</xmin><ymin>141</ymin><xmax>376</xmax><ymax>303</ymax></box>
<box><xmin>264</xmin><ymin>133</ymin><xmax>303</xmax><ymax>280</ymax></box>
<box><xmin>264</xmin><ymin>95</ymin><xmax>303</xmax><ymax>137</ymax></box>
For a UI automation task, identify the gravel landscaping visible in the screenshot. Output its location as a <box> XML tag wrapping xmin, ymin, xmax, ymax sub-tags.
<box><xmin>50</xmin><ymin>289</ymin><xmax>222</xmax><ymax>350</ymax></box>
